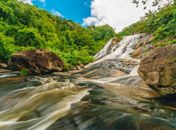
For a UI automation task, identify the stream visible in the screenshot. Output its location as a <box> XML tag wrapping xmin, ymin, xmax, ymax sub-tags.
<box><xmin>0</xmin><ymin>34</ymin><xmax>176</xmax><ymax>130</ymax></box>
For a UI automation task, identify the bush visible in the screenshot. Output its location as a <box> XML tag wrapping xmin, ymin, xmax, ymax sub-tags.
<box><xmin>20</xmin><ymin>69</ymin><xmax>29</xmax><ymax>76</ymax></box>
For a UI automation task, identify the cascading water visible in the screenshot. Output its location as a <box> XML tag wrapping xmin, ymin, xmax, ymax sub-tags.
<box><xmin>94</xmin><ymin>39</ymin><xmax>113</xmax><ymax>60</ymax></box>
<box><xmin>84</xmin><ymin>34</ymin><xmax>144</xmax><ymax>84</ymax></box>
<box><xmin>90</xmin><ymin>34</ymin><xmax>142</xmax><ymax>67</ymax></box>
<box><xmin>0</xmin><ymin>34</ymin><xmax>176</xmax><ymax>130</ymax></box>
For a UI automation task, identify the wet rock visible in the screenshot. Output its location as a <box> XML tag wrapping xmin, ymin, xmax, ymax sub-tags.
<box><xmin>8</xmin><ymin>49</ymin><xmax>64</xmax><ymax>74</ymax></box>
<box><xmin>132</xmin><ymin>45</ymin><xmax>153</xmax><ymax>59</ymax></box>
<box><xmin>0</xmin><ymin>63</ymin><xmax>7</xmax><ymax>69</ymax></box>
<box><xmin>120</xmin><ymin>59</ymin><xmax>138</xmax><ymax>66</ymax></box>
<box><xmin>138</xmin><ymin>45</ymin><xmax>176</xmax><ymax>96</ymax></box>
<box><xmin>131</xmin><ymin>35</ymin><xmax>154</xmax><ymax>59</ymax></box>
<box><xmin>0</xmin><ymin>63</ymin><xmax>11</xmax><ymax>74</ymax></box>
<box><xmin>75</xmin><ymin>59</ymin><xmax>139</xmax><ymax>79</ymax></box>
<box><xmin>132</xmin><ymin>47</ymin><xmax>143</xmax><ymax>58</ymax></box>
<box><xmin>111</xmin><ymin>38</ymin><xmax>119</xmax><ymax>46</ymax></box>
<box><xmin>0</xmin><ymin>69</ymin><xmax>11</xmax><ymax>73</ymax></box>
<box><xmin>76</xmin><ymin>64</ymin><xmax>85</xmax><ymax>70</ymax></box>
<box><xmin>134</xmin><ymin>35</ymin><xmax>153</xmax><ymax>49</ymax></box>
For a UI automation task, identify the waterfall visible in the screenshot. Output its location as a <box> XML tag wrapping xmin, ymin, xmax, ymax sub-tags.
<box><xmin>79</xmin><ymin>34</ymin><xmax>150</xmax><ymax>85</ymax></box>
<box><xmin>87</xmin><ymin>34</ymin><xmax>142</xmax><ymax>69</ymax></box>
<box><xmin>94</xmin><ymin>39</ymin><xmax>113</xmax><ymax>60</ymax></box>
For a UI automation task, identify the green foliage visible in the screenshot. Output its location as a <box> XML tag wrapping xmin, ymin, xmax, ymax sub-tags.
<box><xmin>60</xmin><ymin>50</ymin><xmax>94</xmax><ymax>70</ymax></box>
<box><xmin>89</xmin><ymin>25</ymin><xmax>116</xmax><ymax>54</ymax></box>
<box><xmin>0</xmin><ymin>0</ymin><xmax>115</xmax><ymax>69</ymax></box>
<box><xmin>0</xmin><ymin>33</ymin><xmax>15</xmax><ymax>62</ymax></box>
<box><xmin>0</xmin><ymin>1</ymin><xmax>13</xmax><ymax>19</ymax></box>
<box><xmin>20</xmin><ymin>69</ymin><xmax>29</xmax><ymax>76</ymax></box>
<box><xmin>15</xmin><ymin>28</ymin><xmax>45</xmax><ymax>48</ymax></box>
<box><xmin>120</xmin><ymin>4</ymin><xmax>176</xmax><ymax>46</ymax></box>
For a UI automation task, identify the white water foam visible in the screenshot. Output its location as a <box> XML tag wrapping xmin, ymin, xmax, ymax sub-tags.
<box><xmin>85</xmin><ymin>34</ymin><xmax>145</xmax><ymax>84</ymax></box>
<box><xmin>87</xmin><ymin>34</ymin><xmax>142</xmax><ymax>68</ymax></box>
<box><xmin>94</xmin><ymin>39</ymin><xmax>113</xmax><ymax>60</ymax></box>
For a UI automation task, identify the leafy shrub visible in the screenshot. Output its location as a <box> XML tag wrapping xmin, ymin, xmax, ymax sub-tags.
<box><xmin>20</xmin><ymin>69</ymin><xmax>29</xmax><ymax>76</ymax></box>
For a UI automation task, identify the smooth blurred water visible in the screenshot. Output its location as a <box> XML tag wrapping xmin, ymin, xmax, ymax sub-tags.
<box><xmin>0</xmin><ymin>75</ymin><xmax>175</xmax><ymax>130</ymax></box>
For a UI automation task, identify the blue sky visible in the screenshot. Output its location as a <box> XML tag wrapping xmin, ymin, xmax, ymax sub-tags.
<box><xmin>33</xmin><ymin>0</ymin><xmax>91</xmax><ymax>24</ymax></box>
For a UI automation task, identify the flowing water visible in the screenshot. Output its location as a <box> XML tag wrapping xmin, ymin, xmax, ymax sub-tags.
<box><xmin>0</xmin><ymin>34</ymin><xmax>176</xmax><ymax>130</ymax></box>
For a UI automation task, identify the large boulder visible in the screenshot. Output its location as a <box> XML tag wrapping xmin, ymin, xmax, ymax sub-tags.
<box><xmin>8</xmin><ymin>49</ymin><xmax>64</xmax><ymax>74</ymax></box>
<box><xmin>138</xmin><ymin>45</ymin><xmax>176</xmax><ymax>96</ymax></box>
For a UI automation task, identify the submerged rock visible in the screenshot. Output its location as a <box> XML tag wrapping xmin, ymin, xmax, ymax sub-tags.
<box><xmin>8</xmin><ymin>49</ymin><xmax>64</xmax><ymax>74</ymax></box>
<box><xmin>138</xmin><ymin>45</ymin><xmax>176</xmax><ymax>96</ymax></box>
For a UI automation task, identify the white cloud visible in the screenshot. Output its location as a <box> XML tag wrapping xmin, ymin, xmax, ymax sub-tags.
<box><xmin>83</xmin><ymin>17</ymin><xmax>100</xmax><ymax>26</ymax></box>
<box><xmin>19</xmin><ymin>0</ymin><xmax>33</xmax><ymax>5</ymax></box>
<box><xmin>83</xmin><ymin>0</ymin><xmax>171</xmax><ymax>32</ymax></box>
<box><xmin>51</xmin><ymin>9</ymin><xmax>64</xmax><ymax>18</ymax></box>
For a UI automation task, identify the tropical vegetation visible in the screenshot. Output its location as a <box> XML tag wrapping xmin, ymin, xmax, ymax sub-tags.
<box><xmin>120</xmin><ymin>2</ymin><xmax>176</xmax><ymax>46</ymax></box>
<box><xmin>0</xmin><ymin>0</ymin><xmax>115</xmax><ymax>69</ymax></box>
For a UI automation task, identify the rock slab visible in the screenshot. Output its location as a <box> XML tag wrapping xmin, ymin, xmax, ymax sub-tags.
<box><xmin>138</xmin><ymin>45</ymin><xmax>176</xmax><ymax>96</ymax></box>
<box><xmin>8</xmin><ymin>49</ymin><xmax>64</xmax><ymax>74</ymax></box>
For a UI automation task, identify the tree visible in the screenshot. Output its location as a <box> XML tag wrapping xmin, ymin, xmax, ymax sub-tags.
<box><xmin>0</xmin><ymin>2</ymin><xmax>13</xmax><ymax>19</ymax></box>
<box><xmin>70</xmin><ymin>27</ymin><xmax>94</xmax><ymax>48</ymax></box>
<box><xmin>90</xmin><ymin>25</ymin><xmax>115</xmax><ymax>41</ymax></box>
<box><xmin>0</xmin><ymin>33</ymin><xmax>15</xmax><ymax>62</ymax></box>
<box><xmin>15</xmin><ymin>28</ymin><xmax>45</xmax><ymax>48</ymax></box>
<box><xmin>132</xmin><ymin>0</ymin><xmax>174</xmax><ymax>9</ymax></box>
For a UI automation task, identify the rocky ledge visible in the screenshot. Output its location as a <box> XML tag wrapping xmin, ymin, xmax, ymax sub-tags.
<box><xmin>138</xmin><ymin>45</ymin><xmax>176</xmax><ymax>97</ymax></box>
<box><xmin>8</xmin><ymin>49</ymin><xmax>64</xmax><ymax>75</ymax></box>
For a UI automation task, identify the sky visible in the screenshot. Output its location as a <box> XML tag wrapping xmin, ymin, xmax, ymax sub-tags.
<box><xmin>20</xmin><ymin>0</ymin><xmax>171</xmax><ymax>32</ymax></box>
<box><xmin>20</xmin><ymin>0</ymin><xmax>91</xmax><ymax>24</ymax></box>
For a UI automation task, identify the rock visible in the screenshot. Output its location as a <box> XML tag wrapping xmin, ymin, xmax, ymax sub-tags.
<box><xmin>111</xmin><ymin>38</ymin><xmax>119</xmax><ymax>46</ymax></box>
<box><xmin>132</xmin><ymin>45</ymin><xmax>153</xmax><ymax>59</ymax></box>
<box><xmin>0</xmin><ymin>69</ymin><xmax>12</xmax><ymax>74</ymax></box>
<box><xmin>80</xmin><ymin>64</ymin><xmax>85</xmax><ymax>68</ymax></box>
<box><xmin>131</xmin><ymin>47</ymin><xmax>143</xmax><ymax>58</ymax></box>
<box><xmin>0</xmin><ymin>63</ymin><xmax>12</xmax><ymax>74</ymax></box>
<box><xmin>0</xmin><ymin>63</ymin><xmax>7</xmax><ymax>69</ymax></box>
<box><xmin>132</xmin><ymin>34</ymin><xmax>154</xmax><ymax>59</ymax></box>
<box><xmin>74</xmin><ymin>58</ymin><xmax>139</xmax><ymax>79</ymax></box>
<box><xmin>120</xmin><ymin>59</ymin><xmax>138</xmax><ymax>66</ymax></box>
<box><xmin>138</xmin><ymin>45</ymin><xmax>176</xmax><ymax>96</ymax></box>
<box><xmin>8</xmin><ymin>49</ymin><xmax>64</xmax><ymax>74</ymax></box>
<box><xmin>134</xmin><ymin>35</ymin><xmax>153</xmax><ymax>49</ymax></box>
<box><xmin>76</xmin><ymin>64</ymin><xmax>85</xmax><ymax>70</ymax></box>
